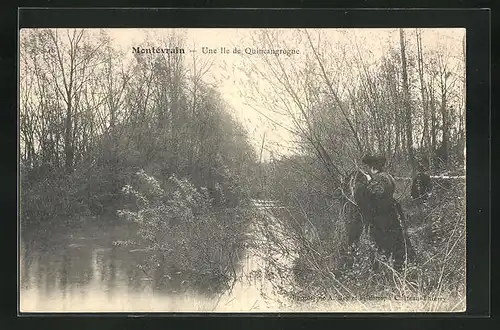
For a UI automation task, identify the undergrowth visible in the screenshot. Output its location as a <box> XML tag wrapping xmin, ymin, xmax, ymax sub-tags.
<box><xmin>253</xmin><ymin>178</ymin><xmax>465</xmax><ymax>311</ymax></box>
<box><xmin>115</xmin><ymin>170</ymin><xmax>251</xmax><ymax>296</ymax></box>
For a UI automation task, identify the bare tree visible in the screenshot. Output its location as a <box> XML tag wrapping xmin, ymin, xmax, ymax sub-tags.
<box><xmin>399</xmin><ymin>29</ymin><xmax>416</xmax><ymax>173</ymax></box>
<box><xmin>416</xmin><ymin>29</ymin><xmax>432</xmax><ymax>169</ymax></box>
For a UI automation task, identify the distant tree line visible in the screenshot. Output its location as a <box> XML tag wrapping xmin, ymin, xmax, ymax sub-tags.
<box><xmin>243</xmin><ymin>28</ymin><xmax>465</xmax><ymax>189</ymax></box>
<box><xmin>20</xmin><ymin>29</ymin><xmax>258</xmax><ymax>226</ymax></box>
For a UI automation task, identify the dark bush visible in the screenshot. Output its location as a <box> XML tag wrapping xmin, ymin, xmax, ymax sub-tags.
<box><xmin>116</xmin><ymin>170</ymin><xmax>251</xmax><ymax>295</ymax></box>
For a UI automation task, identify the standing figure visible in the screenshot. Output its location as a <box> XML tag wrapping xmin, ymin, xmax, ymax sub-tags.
<box><xmin>411</xmin><ymin>162</ymin><xmax>432</xmax><ymax>202</ymax></box>
<box><xmin>342</xmin><ymin>169</ymin><xmax>369</xmax><ymax>247</ymax></box>
<box><xmin>361</xmin><ymin>154</ymin><xmax>412</xmax><ymax>270</ymax></box>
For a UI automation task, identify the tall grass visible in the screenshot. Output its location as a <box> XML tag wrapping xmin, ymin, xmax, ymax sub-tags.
<box><xmin>252</xmin><ymin>176</ymin><xmax>465</xmax><ymax>312</ymax></box>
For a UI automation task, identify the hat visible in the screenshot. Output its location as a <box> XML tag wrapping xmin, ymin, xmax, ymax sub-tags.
<box><xmin>362</xmin><ymin>154</ymin><xmax>386</xmax><ymax>170</ymax></box>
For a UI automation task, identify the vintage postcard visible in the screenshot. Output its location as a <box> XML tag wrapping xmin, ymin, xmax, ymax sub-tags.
<box><xmin>19</xmin><ymin>27</ymin><xmax>466</xmax><ymax>313</ymax></box>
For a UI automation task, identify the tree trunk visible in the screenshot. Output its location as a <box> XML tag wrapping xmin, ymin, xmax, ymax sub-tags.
<box><xmin>399</xmin><ymin>29</ymin><xmax>416</xmax><ymax>174</ymax></box>
<box><xmin>440</xmin><ymin>76</ymin><xmax>449</xmax><ymax>168</ymax></box>
<box><xmin>428</xmin><ymin>79</ymin><xmax>437</xmax><ymax>171</ymax></box>
<box><xmin>416</xmin><ymin>29</ymin><xmax>431</xmax><ymax>169</ymax></box>
<box><xmin>64</xmin><ymin>105</ymin><xmax>74</xmax><ymax>173</ymax></box>
<box><xmin>460</xmin><ymin>34</ymin><xmax>466</xmax><ymax>164</ymax></box>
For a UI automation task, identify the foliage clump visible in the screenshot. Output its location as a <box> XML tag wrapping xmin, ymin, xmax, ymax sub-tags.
<box><xmin>117</xmin><ymin>170</ymin><xmax>250</xmax><ymax>295</ymax></box>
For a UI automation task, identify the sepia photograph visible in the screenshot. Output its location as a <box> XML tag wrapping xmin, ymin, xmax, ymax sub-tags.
<box><xmin>19</xmin><ymin>27</ymin><xmax>466</xmax><ymax>313</ymax></box>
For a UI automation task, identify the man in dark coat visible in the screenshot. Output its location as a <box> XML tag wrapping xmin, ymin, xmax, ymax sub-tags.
<box><xmin>411</xmin><ymin>162</ymin><xmax>432</xmax><ymax>202</ymax></box>
<box><xmin>361</xmin><ymin>154</ymin><xmax>412</xmax><ymax>270</ymax></box>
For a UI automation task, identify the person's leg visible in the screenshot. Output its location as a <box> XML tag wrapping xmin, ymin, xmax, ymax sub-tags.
<box><xmin>346</xmin><ymin>207</ymin><xmax>363</xmax><ymax>247</ymax></box>
<box><xmin>391</xmin><ymin>229</ymin><xmax>406</xmax><ymax>271</ymax></box>
<box><xmin>373</xmin><ymin>209</ymin><xmax>406</xmax><ymax>271</ymax></box>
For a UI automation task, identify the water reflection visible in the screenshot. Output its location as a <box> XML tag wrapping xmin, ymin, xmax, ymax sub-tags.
<box><xmin>20</xmin><ymin>222</ymin><xmax>260</xmax><ymax>312</ymax></box>
<box><xmin>19</xmin><ymin>219</ymin><xmax>465</xmax><ymax>313</ymax></box>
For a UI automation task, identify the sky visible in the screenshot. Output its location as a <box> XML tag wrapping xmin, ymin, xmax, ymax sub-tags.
<box><xmin>105</xmin><ymin>28</ymin><xmax>465</xmax><ymax>160</ymax></box>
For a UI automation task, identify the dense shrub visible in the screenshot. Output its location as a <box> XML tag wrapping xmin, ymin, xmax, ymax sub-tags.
<box><xmin>20</xmin><ymin>161</ymin><xmax>132</xmax><ymax>228</ymax></box>
<box><xmin>116</xmin><ymin>170</ymin><xmax>251</xmax><ymax>295</ymax></box>
<box><xmin>254</xmin><ymin>157</ymin><xmax>465</xmax><ymax>310</ymax></box>
<box><xmin>20</xmin><ymin>168</ymin><xmax>91</xmax><ymax>227</ymax></box>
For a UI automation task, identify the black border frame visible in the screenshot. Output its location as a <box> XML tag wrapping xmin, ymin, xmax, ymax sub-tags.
<box><xmin>4</xmin><ymin>5</ymin><xmax>491</xmax><ymax>329</ymax></box>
